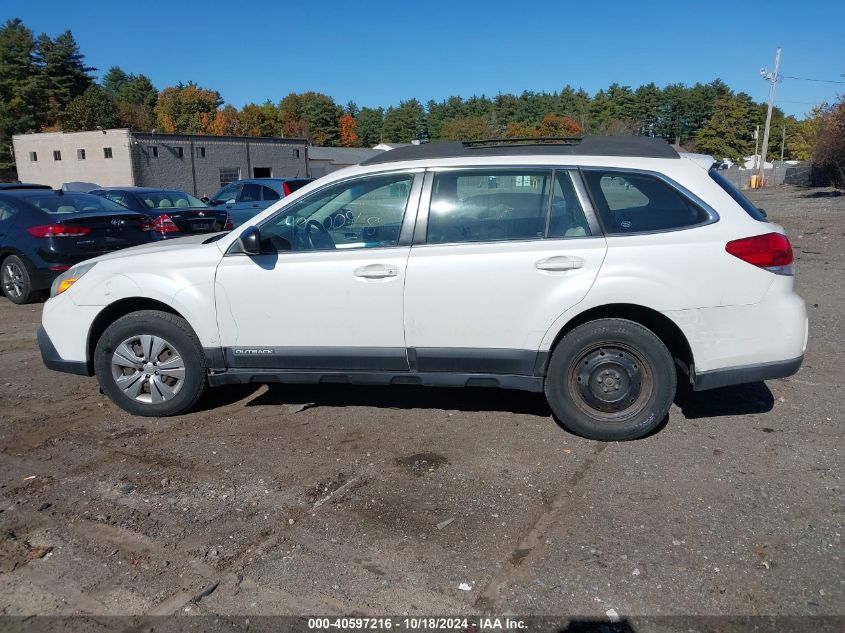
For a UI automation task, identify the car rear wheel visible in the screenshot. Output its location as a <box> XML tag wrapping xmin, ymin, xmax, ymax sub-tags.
<box><xmin>1</xmin><ymin>255</ymin><xmax>38</xmax><ymax>304</ymax></box>
<box><xmin>545</xmin><ymin>319</ymin><xmax>676</xmax><ymax>441</ymax></box>
<box><xmin>94</xmin><ymin>310</ymin><xmax>208</xmax><ymax>417</ymax></box>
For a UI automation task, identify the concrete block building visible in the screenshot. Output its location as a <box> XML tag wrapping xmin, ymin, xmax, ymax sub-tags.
<box><xmin>13</xmin><ymin>129</ymin><xmax>308</xmax><ymax>198</ymax></box>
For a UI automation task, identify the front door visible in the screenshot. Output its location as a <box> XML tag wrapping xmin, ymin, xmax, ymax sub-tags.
<box><xmin>215</xmin><ymin>171</ymin><xmax>421</xmax><ymax>372</ymax></box>
<box><xmin>404</xmin><ymin>168</ymin><xmax>608</xmax><ymax>374</ymax></box>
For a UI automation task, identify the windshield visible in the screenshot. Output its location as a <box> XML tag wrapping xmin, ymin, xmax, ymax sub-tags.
<box><xmin>139</xmin><ymin>190</ymin><xmax>207</xmax><ymax>210</ymax></box>
<box><xmin>709</xmin><ymin>169</ymin><xmax>767</xmax><ymax>222</ymax></box>
<box><xmin>19</xmin><ymin>192</ymin><xmax>130</xmax><ymax>214</ymax></box>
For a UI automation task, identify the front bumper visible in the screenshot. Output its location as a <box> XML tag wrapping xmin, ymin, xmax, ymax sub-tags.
<box><xmin>37</xmin><ymin>326</ymin><xmax>93</xmax><ymax>376</ymax></box>
<box><xmin>692</xmin><ymin>354</ymin><xmax>804</xmax><ymax>391</ymax></box>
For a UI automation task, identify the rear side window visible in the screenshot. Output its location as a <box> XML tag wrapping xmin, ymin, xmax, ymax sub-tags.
<box><xmin>583</xmin><ymin>170</ymin><xmax>711</xmax><ymax>234</ymax></box>
<box><xmin>428</xmin><ymin>170</ymin><xmax>551</xmax><ymax>244</ymax></box>
<box><xmin>0</xmin><ymin>200</ymin><xmax>18</xmax><ymax>224</ymax></box>
<box><xmin>240</xmin><ymin>183</ymin><xmax>262</xmax><ymax>202</ymax></box>
<box><xmin>709</xmin><ymin>169</ymin><xmax>767</xmax><ymax>222</ymax></box>
<box><xmin>261</xmin><ymin>186</ymin><xmax>280</xmax><ymax>201</ymax></box>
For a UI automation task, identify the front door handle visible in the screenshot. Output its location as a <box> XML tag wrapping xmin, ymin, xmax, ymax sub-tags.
<box><xmin>535</xmin><ymin>255</ymin><xmax>584</xmax><ymax>271</ymax></box>
<box><xmin>354</xmin><ymin>264</ymin><xmax>399</xmax><ymax>279</ymax></box>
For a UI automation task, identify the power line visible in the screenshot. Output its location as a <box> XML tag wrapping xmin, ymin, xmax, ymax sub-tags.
<box><xmin>780</xmin><ymin>75</ymin><xmax>845</xmax><ymax>84</ymax></box>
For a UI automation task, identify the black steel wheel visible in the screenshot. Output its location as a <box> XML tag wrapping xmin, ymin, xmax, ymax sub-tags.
<box><xmin>545</xmin><ymin>319</ymin><xmax>676</xmax><ymax>441</ymax></box>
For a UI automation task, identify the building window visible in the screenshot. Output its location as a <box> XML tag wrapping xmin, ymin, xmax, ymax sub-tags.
<box><xmin>77</xmin><ymin>148</ymin><xmax>86</xmax><ymax>160</ymax></box>
<box><xmin>176</xmin><ymin>147</ymin><xmax>184</xmax><ymax>159</ymax></box>
<box><xmin>197</xmin><ymin>147</ymin><xmax>206</xmax><ymax>158</ymax></box>
<box><xmin>103</xmin><ymin>147</ymin><xmax>113</xmax><ymax>159</ymax></box>
<box><xmin>53</xmin><ymin>150</ymin><xmax>62</xmax><ymax>161</ymax></box>
<box><xmin>29</xmin><ymin>152</ymin><xmax>37</xmax><ymax>162</ymax></box>
<box><xmin>151</xmin><ymin>146</ymin><xmax>158</xmax><ymax>158</ymax></box>
<box><xmin>219</xmin><ymin>168</ymin><xmax>240</xmax><ymax>186</ymax></box>
<box><xmin>294</xmin><ymin>149</ymin><xmax>300</xmax><ymax>158</ymax></box>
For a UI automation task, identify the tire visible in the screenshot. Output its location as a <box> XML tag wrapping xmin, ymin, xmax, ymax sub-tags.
<box><xmin>545</xmin><ymin>319</ymin><xmax>676</xmax><ymax>441</ymax></box>
<box><xmin>94</xmin><ymin>310</ymin><xmax>208</xmax><ymax>417</ymax></box>
<box><xmin>2</xmin><ymin>255</ymin><xmax>39</xmax><ymax>304</ymax></box>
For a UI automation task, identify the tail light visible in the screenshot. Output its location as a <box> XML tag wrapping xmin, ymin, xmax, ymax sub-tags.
<box><xmin>282</xmin><ymin>181</ymin><xmax>292</xmax><ymax>196</ymax></box>
<box><xmin>27</xmin><ymin>224</ymin><xmax>91</xmax><ymax>238</ymax></box>
<box><xmin>153</xmin><ymin>214</ymin><xmax>179</xmax><ymax>233</ymax></box>
<box><xmin>139</xmin><ymin>216</ymin><xmax>154</xmax><ymax>231</ymax></box>
<box><xmin>725</xmin><ymin>232</ymin><xmax>794</xmax><ymax>275</ymax></box>
<box><xmin>224</xmin><ymin>214</ymin><xmax>233</xmax><ymax>231</ymax></box>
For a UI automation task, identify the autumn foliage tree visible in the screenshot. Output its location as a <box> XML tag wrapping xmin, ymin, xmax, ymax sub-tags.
<box><xmin>154</xmin><ymin>82</ymin><xmax>221</xmax><ymax>134</ymax></box>
<box><xmin>439</xmin><ymin>116</ymin><xmax>495</xmax><ymax>140</ymax></box>
<box><xmin>338</xmin><ymin>114</ymin><xmax>358</xmax><ymax>147</ymax></box>
<box><xmin>813</xmin><ymin>98</ymin><xmax>845</xmax><ymax>188</ymax></box>
<box><xmin>537</xmin><ymin>114</ymin><xmax>583</xmax><ymax>137</ymax></box>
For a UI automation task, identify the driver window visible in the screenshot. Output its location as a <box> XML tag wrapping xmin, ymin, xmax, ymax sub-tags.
<box><xmin>213</xmin><ymin>183</ymin><xmax>241</xmax><ymax>204</ymax></box>
<box><xmin>260</xmin><ymin>173</ymin><xmax>414</xmax><ymax>252</ymax></box>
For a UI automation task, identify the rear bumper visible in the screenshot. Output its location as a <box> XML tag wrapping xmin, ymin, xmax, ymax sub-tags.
<box><xmin>692</xmin><ymin>354</ymin><xmax>803</xmax><ymax>391</ymax></box>
<box><xmin>37</xmin><ymin>326</ymin><xmax>92</xmax><ymax>376</ymax></box>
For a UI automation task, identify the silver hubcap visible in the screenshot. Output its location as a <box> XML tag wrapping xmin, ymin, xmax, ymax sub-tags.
<box><xmin>2</xmin><ymin>263</ymin><xmax>24</xmax><ymax>298</ymax></box>
<box><xmin>110</xmin><ymin>335</ymin><xmax>185</xmax><ymax>404</ymax></box>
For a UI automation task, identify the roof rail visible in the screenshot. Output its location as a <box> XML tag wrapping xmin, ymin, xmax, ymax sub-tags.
<box><xmin>361</xmin><ymin>135</ymin><xmax>679</xmax><ymax>165</ymax></box>
<box><xmin>462</xmin><ymin>137</ymin><xmax>583</xmax><ymax>148</ymax></box>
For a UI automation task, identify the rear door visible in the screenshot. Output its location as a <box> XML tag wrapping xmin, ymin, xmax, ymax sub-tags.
<box><xmin>403</xmin><ymin>167</ymin><xmax>607</xmax><ymax>374</ymax></box>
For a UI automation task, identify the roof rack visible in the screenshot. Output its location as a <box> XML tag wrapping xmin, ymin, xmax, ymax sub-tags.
<box><xmin>360</xmin><ymin>135</ymin><xmax>679</xmax><ymax>165</ymax></box>
<box><xmin>462</xmin><ymin>137</ymin><xmax>583</xmax><ymax>148</ymax></box>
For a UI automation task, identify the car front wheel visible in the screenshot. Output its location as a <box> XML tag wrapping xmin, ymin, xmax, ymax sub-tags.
<box><xmin>94</xmin><ymin>310</ymin><xmax>208</xmax><ymax>417</ymax></box>
<box><xmin>545</xmin><ymin>318</ymin><xmax>676</xmax><ymax>441</ymax></box>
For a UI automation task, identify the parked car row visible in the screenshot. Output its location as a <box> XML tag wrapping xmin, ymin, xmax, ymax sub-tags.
<box><xmin>0</xmin><ymin>177</ymin><xmax>312</xmax><ymax>304</ymax></box>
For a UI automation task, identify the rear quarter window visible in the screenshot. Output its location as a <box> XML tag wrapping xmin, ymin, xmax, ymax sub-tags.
<box><xmin>709</xmin><ymin>169</ymin><xmax>768</xmax><ymax>222</ymax></box>
<box><xmin>583</xmin><ymin>170</ymin><xmax>711</xmax><ymax>234</ymax></box>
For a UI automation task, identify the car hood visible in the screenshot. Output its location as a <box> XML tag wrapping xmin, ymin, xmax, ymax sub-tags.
<box><xmin>82</xmin><ymin>232</ymin><xmax>227</xmax><ymax>264</ymax></box>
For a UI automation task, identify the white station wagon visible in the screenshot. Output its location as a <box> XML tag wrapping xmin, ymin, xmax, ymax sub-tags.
<box><xmin>38</xmin><ymin>137</ymin><xmax>807</xmax><ymax>440</ymax></box>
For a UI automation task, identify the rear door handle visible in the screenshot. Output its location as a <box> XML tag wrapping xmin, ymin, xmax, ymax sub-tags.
<box><xmin>535</xmin><ymin>255</ymin><xmax>584</xmax><ymax>271</ymax></box>
<box><xmin>354</xmin><ymin>264</ymin><xmax>399</xmax><ymax>279</ymax></box>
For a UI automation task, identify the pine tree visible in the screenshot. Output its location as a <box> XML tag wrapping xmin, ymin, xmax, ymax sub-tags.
<box><xmin>0</xmin><ymin>19</ymin><xmax>43</xmax><ymax>172</ymax></box>
<box><xmin>382</xmin><ymin>99</ymin><xmax>425</xmax><ymax>143</ymax></box>
<box><xmin>355</xmin><ymin>107</ymin><xmax>384</xmax><ymax>147</ymax></box>
<box><xmin>35</xmin><ymin>30</ymin><xmax>94</xmax><ymax>127</ymax></box>
<box><xmin>694</xmin><ymin>95</ymin><xmax>754</xmax><ymax>162</ymax></box>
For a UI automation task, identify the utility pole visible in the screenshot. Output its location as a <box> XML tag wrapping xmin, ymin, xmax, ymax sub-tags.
<box><xmin>753</xmin><ymin>125</ymin><xmax>760</xmax><ymax>171</ymax></box>
<box><xmin>780</xmin><ymin>124</ymin><xmax>786</xmax><ymax>162</ymax></box>
<box><xmin>758</xmin><ymin>47</ymin><xmax>781</xmax><ymax>186</ymax></box>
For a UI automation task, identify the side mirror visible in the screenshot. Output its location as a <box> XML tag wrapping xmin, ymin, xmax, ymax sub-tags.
<box><xmin>239</xmin><ymin>226</ymin><xmax>261</xmax><ymax>255</ymax></box>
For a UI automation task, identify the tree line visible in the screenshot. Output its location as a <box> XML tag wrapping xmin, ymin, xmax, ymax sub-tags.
<box><xmin>1</xmin><ymin>17</ymin><xmax>840</xmax><ymax>182</ymax></box>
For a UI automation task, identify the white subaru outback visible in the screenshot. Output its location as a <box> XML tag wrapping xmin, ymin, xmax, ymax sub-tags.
<box><xmin>37</xmin><ymin>137</ymin><xmax>807</xmax><ymax>441</ymax></box>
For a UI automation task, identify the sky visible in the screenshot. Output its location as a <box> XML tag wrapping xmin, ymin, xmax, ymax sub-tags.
<box><xmin>6</xmin><ymin>0</ymin><xmax>844</xmax><ymax>118</ymax></box>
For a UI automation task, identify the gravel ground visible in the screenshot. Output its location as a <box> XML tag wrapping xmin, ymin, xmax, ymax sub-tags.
<box><xmin>0</xmin><ymin>186</ymin><xmax>842</xmax><ymax>624</ymax></box>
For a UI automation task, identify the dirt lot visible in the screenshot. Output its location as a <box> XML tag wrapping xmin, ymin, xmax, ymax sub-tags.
<box><xmin>0</xmin><ymin>186</ymin><xmax>842</xmax><ymax>623</ymax></box>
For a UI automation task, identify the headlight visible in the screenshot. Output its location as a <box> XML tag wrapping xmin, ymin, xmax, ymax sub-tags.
<box><xmin>50</xmin><ymin>262</ymin><xmax>97</xmax><ymax>298</ymax></box>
